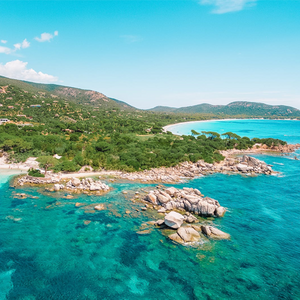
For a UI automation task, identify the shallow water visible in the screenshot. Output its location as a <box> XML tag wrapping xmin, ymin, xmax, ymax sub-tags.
<box><xmin>1</xmin><ymin>120</ymin><xmax>300</xmax><ymax>299</ymax></box>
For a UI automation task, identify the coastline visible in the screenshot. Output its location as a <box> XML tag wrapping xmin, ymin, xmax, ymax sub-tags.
<box><xmin>163</xmin><ymin>118</ymin><xmax>239</xmax><ymax>133</ymax></box>
<box><xmin>13</xmin><ymin>143</ymin><xmax>300</xmax><ymax>189</ymax></box>
<box><xmin>163</xmin><ymin>118</ymin><xmax>300</xmax><ymax>133</ymax></box>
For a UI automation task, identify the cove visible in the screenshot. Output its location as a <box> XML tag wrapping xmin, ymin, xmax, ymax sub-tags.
<box><xmin>0</xmin><ymin>120</ymin><xmax>300</xmax><ymax>299</ymax></box>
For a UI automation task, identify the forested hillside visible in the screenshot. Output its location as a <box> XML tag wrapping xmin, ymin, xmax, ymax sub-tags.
<box><xmin>150</xmin><ymin>101</ymin><xmax>300</xmax><ymax>117</ymax></box>
<box><xmin>0</xmin><ymin>78</ymin><xmax>287</xmax><ymax>173</ymax></box>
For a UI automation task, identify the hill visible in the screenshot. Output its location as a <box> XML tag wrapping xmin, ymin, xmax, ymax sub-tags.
<box><xmin>150</xmin><ymin>101</ymin><xmax>300</xmax><ymax>117</ymax></box>
<box><xmin>0</xmin><ymin>76</ymin><xmax>136</xmax><ymax>111</ymax></box>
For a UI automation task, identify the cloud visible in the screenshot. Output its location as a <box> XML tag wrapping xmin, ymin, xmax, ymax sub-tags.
<box><xmin>1</xmin><ymin>40</ymin><xmax>7</xmax><ymax>44</ymax></box>
<box><xmin>14</xmin><ymin>43</ymin><xmax>21</xmax><ymax>50</ymax></box>
<box><xmin>200</xmin><ymin>0</ymin><xmax>256</xmax><ymax>14</ymax></box>
<box><xmin>1</xmin><ymin>39</ymin><xmax>30</xmax><ymax>54</ymax></box>
<box><xmin>121</xmin><ymin>35</ymin><xmax>142</xmax><ymax>43</ymax></box>
<box><xmin>0</xmin><ymin>60</ymin><xmax>58</xmax><ymax>83</ymax></box>
<box><xmin>22</xmin><ymin>39</ymin><xmax>30</xmax><ymax>49</ymax></box>
<box><xmin>0</xmin><ymin>46</ymin><xmax>12</xmax><ymax>54</ymax></box>
<box><xmin>35</xmin><ymin>31</ymin><xmax>58</xmax><ymax>42</ymax></box>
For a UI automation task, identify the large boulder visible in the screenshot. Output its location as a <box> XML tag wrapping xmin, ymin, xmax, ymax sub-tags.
<box><xmin>147</xmin><ymin>193</ymin><xmax>158</xmax><ymax>205</ymax></box>
<box><xmin>164</xmin><ymin>211</ymin><xmax>184</xmax><ymax>229</ymax></box>
<box><xmin>169</xmin><ymin>233</ymin><xmax>185</xmax><ymax>244</ymax></box>
<box><xmin>54</xmin><ymin>184</ymin><xmax>61</xmax><ymax>191</ymax></box>
<box><xmin>201</xmin><ymin>226</ymin><xmax>230</xmax><ymax>240</ymax></box>
<box><xmin>177</xmin><ymin>227</ymin><xmax>200</xmax><ymax>243</ymax></box>
<box><xmin>215</xmin><ymin>206</ymin><xmax>226</xmax><ymax>217</ymax></box>
<box><xmin>71</xmin><ymin>177</ymin><xmax>81</xmax><ymax>187</ymax></box>
<box><xmin>157</xmin><ymin>194</ymin><xmax>170</xmax><ymax>204</ymax></box>
<box><xmin>165</xmin><ymin>187</ymin><xmax>178</xmax><ymax>197</ymax></box>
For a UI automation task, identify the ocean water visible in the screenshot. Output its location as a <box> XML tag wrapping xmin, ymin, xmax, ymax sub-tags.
<box><xmin>0</xmin><ymin>120</ymin><xmax>300</xmax><ymax>300</ymax></box>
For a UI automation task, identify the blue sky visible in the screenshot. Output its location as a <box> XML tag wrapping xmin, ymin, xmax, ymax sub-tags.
<box><xmin>0</xmin><ymin>0</ymin><xmax>299</xmax><ymax>109</ymax></box>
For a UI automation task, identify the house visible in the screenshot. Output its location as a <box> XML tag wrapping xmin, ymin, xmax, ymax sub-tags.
<box><xmin>30</xmin><ymin>105</ymin><xmax>41</xmax><ymax>108</ymax></box>
<box><xmin>7</xmin><ymin>106</ymin><xmax>14</xmax><ymax>109</ymax></box>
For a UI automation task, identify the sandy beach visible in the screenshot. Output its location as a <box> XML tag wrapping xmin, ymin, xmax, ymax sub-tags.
<box><xmin>163</xmin><ymin>118</ymin><xmax>239</xmax><ymax>133</ymax></box>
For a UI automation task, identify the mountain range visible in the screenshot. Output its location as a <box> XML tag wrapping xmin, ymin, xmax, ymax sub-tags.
<box><xmin>149</xmin><ymin>102</ymin><xmax>300</xmax><ymax>117</ymax></box>
<box><xmin>0</xmin><ymin>76</ymin><xmax>299</xmax><ymax>117</ymax></box>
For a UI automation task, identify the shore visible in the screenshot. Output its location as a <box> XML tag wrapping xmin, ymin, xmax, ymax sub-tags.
<box><xmin>163</xmin><ymin>118</ymin><xmax>300</xmax><ymax>133</ymax></box>
<box><xmin>12</xmin><ymin>142</ymin><xmax>299</xmax><ymax>190</ymax></box>
<box><xmin>0</xmin><ymin>156</ymin><xmax>38</xmax><ymax>171</ymax></box>
<box><xmin>163</xmin><ymin>118</ymin><xmax>239</xmax><ymax>133</ymax></box>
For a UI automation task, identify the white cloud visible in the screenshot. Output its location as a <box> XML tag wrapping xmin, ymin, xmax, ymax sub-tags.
<box><xmin>0</xmin><ymin>38</ymin><xmax>30</xmax><ymax>54</ymax></box>
<box><xmin>35</xmin><ymin>31</ymin><xmax>58</xmax><ymax>42</ymax></box>
<box><xmin>14</xmin><ymin>43</ymin><xmax>21</xmax><ymax>50</ymax></box>
<box><xmin>200</xmin><ymin>0</ymin><xmax>256</xmax><ymax>14</ymax></box>
<box><xmin>0</xmin><ymin>46</ymin><xmax>12</xmax><ymax>54</ymax></box>
<box><xmin>1</xmin><ymin>40</ymin><xmax>7</xmax><ymax>44</ymax></box>
<box><xmin>0</xmin><ymin>60</ymin><xmax>58</xmax><ymax>83</ymax></box>
<box><xmin>22</xmin><ymin>39</ymin><xmax>30</xmax><ymax>49</ymax></box>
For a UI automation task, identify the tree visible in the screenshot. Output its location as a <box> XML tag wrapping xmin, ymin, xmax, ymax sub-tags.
<box><xmin>201</xmin><ymin>131</ymin><xmax>220</xmax><ymax>140</ymax></box>
<box><xmin>191</xmin><ymin>129</ymin><xmax>200</xmax><ymax>136</ymax></box>
<box><xmin>37</xmin><ymin>156</ymin><xmax>57</xmax><ymax>176</ymax></box>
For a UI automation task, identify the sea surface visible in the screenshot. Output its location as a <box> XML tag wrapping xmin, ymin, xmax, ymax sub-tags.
<box><xmin>1</xmin><ymin>120</ymin><xmax>300</xmax><ymax>300</ymax></box>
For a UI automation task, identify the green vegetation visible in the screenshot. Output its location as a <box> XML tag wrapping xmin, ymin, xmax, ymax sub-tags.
<box><xmin>0</xmin><ymin>78</ymin><xmax>287</xmax><ymax>173</ymax></box>
<box><xmin>28</xmin><ymin>168</ymin><xmax>44</xmax><ymax>177</ymax></box>
<box><xmin>150</xmin><ymin>102</ymin><xmax>300</xmax><ymax>118</ymax></box>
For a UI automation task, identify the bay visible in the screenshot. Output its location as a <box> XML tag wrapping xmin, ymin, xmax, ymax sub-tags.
<box><xmin>1</xmin><ymin>120</ymin><xmax>300</xmax><ymax>299</ymax></box>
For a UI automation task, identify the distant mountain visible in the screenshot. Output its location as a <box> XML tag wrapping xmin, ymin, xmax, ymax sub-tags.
<box><xmin>150</xmin><ymin>101</ymin><xmax>300</xmax><ymax>117</ymax></box>
<box><xmin>0</xmin><ymin>76</ymin><xmax>136</xmax><ymax>111</ymax></box>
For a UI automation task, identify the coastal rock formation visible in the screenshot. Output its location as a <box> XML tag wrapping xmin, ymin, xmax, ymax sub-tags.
<box><xmin>169</xmin><ymin>227</ymin><xmax>201</xmax><ymax>244</ymax></box>
<box><xmin>201</xmin><ymin>225</ymin><xmax>230</xmax><ymax>240</ymax></box>
<box><xmin>17</xmin><ymin>175</ymin><xmax>60</xmax><ymax>186</ymax></box>
<box><xmin>65</xmin><ymin>177</ymin><xmax>110</xmax><ymax>192</ymax></box>
<box><xmin>17</xmin><ymin>175</ymin><xmax>110</xmax><ymax>194</ymax></box>
<box><xmin>164</xmin><ymin>211</ymin><xmax>185</xmax><ymax>229</ymax></box>
<box><xmin>145</xmin><ymin>187</ymin><xmax>226</xmax><ymax>218</ymax></box>
<box><xmin>114</xmin><ymin>155</ymin><xmax>276</xmax><ymax>183</ymax></box>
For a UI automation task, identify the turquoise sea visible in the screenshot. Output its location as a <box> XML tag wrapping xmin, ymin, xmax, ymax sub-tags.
<box><xmin>1</xmin><ymin>120</ymin><xmax>300</xmax><ymax>300</ymax></box>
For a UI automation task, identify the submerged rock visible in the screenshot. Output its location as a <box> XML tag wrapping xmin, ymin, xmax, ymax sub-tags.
<box><xmin>94</xmin><ymin>204</ymin><xmax>106</xmax><ymax>211</ymax></box>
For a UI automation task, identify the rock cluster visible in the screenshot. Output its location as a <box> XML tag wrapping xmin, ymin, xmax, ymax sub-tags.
<box><xmin>115</xmin><ymin>155</ymin><xmax>275</xmax><ymax>183</ymax></box>
<box><xmin>145</xmin><ymin>187</ymin><xmax>226</xmax><ymax>218</ymax></box>
<box><xmin>223</xmin><ymin>155</ymin><xmax>273</xmax><ymax>174</ymax></box>
<box><xmin>156</xmin><ymin>211</ymin><xmax>230</xmax><ymax>244</ymax></box>
<box><xmin>64</xmin><ymin>177</ymin><xmax>110</xmax><ymax>192</ymax></box>
<box><xmin>17</xmin><ymin>175</ymin><xmax>60</xmax><ymax>186</ymax></box>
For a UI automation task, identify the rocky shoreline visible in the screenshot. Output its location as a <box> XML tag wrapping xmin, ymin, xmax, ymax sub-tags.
<box><xmin>13</xmin><ymin>143</ymin><xmax>300</xmax><ymax>189</ymax></box>
<box><xmin>16</xmin><ymin>175</ymin><xmax>111</xmax><ymax>195</ymax></box>
<box><xmin>134</xmin><ymin>186</ymin><xmax>230</xmax><ymax>245</ymax></box>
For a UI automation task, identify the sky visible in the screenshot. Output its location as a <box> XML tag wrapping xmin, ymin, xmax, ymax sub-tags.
<box><xmin>0</xmin><ymin>0</ymin><xmax>300</xmax><ymax>109</ymax></box>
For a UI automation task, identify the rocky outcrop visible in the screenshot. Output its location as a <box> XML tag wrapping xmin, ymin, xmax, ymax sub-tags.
<box><xmin>17</xmin><ymin>175</ymin><xmax>110</xmax><ymax>194</ymax></box>
<box><xmin>17</xmin><ymin>175</ymin><xmax>60</xmax><ymax>186</ymax></box>
<box><xmin>112</xmin><ymin>154</ymin><xmax>276</xmax><ymax>183</ymax></box>
<box><xmin>201</xmin><ymin>226</ymin><xmax>230</xmax><ymax>240</ymax></box>
<box><xmin>168</xmin><ymin>226</ymin><xmax>201</xmax><ymax>244</ymax></box>
<box><xmin>145</xmin><ymin>187</ymin><xmax>226</xmax><ymax>218</ymax></box>
<box><xmin>65</xmin><ymin>177</ymin><xmax>110</xmax><ymax>192</ymax></box>
<box><xmin>164</xmin><ymin>211</ymin><xmax>184</xmax><ymax>229</ymax></box>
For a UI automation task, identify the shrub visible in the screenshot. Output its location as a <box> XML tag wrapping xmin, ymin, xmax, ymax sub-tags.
<box><xmin>28</xmin><ymin>168</ymin><xmax>45</xmax><ymax>177</ymax></box>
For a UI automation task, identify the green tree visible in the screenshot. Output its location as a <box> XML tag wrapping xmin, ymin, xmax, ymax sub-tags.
<box><xmin>37</xmin><ymin>156</ymin><xmax>57</xmax><ymax>176</ymax></box>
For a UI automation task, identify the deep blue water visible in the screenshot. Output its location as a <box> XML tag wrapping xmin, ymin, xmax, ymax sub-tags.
<box><xmin>1</xmin><ymin>120</ymin><xmax>300</xmax><ymax>299</ymax></box>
